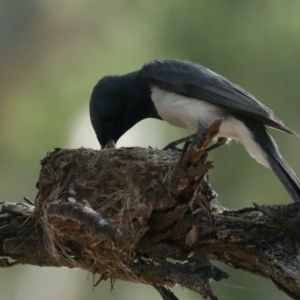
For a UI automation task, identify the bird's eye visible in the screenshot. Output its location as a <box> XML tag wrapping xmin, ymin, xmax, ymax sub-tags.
<box><xmin>103</xmin><ymin>113</ymin><xmax>114</xmax><ymax>126</ymax></box>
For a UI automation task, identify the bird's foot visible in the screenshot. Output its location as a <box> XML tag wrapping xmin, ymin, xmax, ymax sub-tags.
<box><xmin>163</xmin><ymin>134</ymin><xmax>197</xmax><ymax>151</ymax></box>
<box><xmin>205</xmin><ymin>137</ymin><xmax>228</xmax><ymax>152</ymax></box>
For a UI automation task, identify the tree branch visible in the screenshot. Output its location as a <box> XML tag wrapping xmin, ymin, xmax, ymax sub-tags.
<box><xmin>0</xmin><ymin>121</ymin><xmax>299</xmax><ymax>299</ymax></box>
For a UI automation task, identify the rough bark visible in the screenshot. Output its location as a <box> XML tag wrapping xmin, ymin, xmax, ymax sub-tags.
<box><xmin>0</xmin><ymin>120</ymin><xmax>300</xmax><ymax>300</ymax></box>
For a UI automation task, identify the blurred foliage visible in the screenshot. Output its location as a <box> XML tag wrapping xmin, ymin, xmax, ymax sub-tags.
<box><xmin>1</xmin><ymin>1</ymin><xmax>300</xmax><ymax>299</ymax></box>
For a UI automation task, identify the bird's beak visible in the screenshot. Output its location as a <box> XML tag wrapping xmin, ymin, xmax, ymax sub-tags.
<box><xmin>102</xmin><ymin>139</ymin><xmax>116</xmax><ymax>150</ymax></box>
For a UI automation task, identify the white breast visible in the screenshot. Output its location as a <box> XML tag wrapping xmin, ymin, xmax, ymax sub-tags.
<box><xmin>151</xmin><ymin>87</ymin><xmax>236</xmax><ymax>137</ymax></box>
<box><xmin>151</xmin><ymin>86</ymin><xmax>270</xmax><ymax>168</ymax></box>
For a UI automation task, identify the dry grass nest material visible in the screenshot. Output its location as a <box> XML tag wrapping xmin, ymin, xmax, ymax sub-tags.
<box><xmin>33</xmin><ymin>144</ymin><xmax>215</xmax><ymax>283</ymax></box>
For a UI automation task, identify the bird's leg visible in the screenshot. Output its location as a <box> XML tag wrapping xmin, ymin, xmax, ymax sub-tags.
<box><xmin>205</xmin><ymin>137</ymin><xmax>228</xmax><ymax>152</ymax></box>
<box><xmin>163</xmin><ymin>135</ymin><xmax>227</xmax><ymax>152</ymax></box>
<box><xmin>163</xmin><ymin>134</ymin><xmax>197</xmax><ymax>150</ymax></box>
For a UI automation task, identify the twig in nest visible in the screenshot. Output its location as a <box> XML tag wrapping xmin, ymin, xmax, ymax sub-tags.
<box><xmin>23</xmin><ymin>197</ymin><xmax>34</xmax><ymax>205</ymax></box>
<box><xmin>48</xmin><ymin>201</ymin><xmax>133</xmax><ymax>243</ymax></box>
<box><xmin>0</xmin><ymin>258</ymin><xmax>19</xmax><ymax>268</ymax></box>
<box><xmin>184</xmin><ymin>119</ymin><xmax>223</xmax><ymax>166</ymax></box>
<box><xmin>152</xmin><ymin>285</ymin><xmax>180</xmax><ymax>300</ymax></box>
<box><xmin>167</xmin><ymin>119</ymin><xmax>222</xmax><ymax>195</ymax></box>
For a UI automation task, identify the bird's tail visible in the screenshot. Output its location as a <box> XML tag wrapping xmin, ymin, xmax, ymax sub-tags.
<box><xmin>249</xmin><ymin>125</ymin><xmax>300</xmax><ymax>203</ymax></box>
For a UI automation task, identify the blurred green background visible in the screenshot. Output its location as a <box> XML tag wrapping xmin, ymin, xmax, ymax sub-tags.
<box><xmin>1</xmin><ymin>1</ymin><xmax>300</xmax><ymax>299</ymax></box>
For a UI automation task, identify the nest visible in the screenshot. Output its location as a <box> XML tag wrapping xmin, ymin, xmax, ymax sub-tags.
<box><xmin>31</xmin><ymin>120</ymin><xmax>227</xmax><ymax>299</ymax></box>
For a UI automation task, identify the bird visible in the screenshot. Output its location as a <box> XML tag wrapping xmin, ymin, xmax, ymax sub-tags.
<box><xmin>89</xmin><ymin>59</ymin><xmax>300</xmax><ymax>202</ymax></box>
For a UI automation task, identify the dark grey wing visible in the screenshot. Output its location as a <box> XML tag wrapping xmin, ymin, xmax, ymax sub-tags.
<box><xmin>141</xmin><ymin>59</ymin><xmax>297</xmax><ymax>136</ymax></box>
